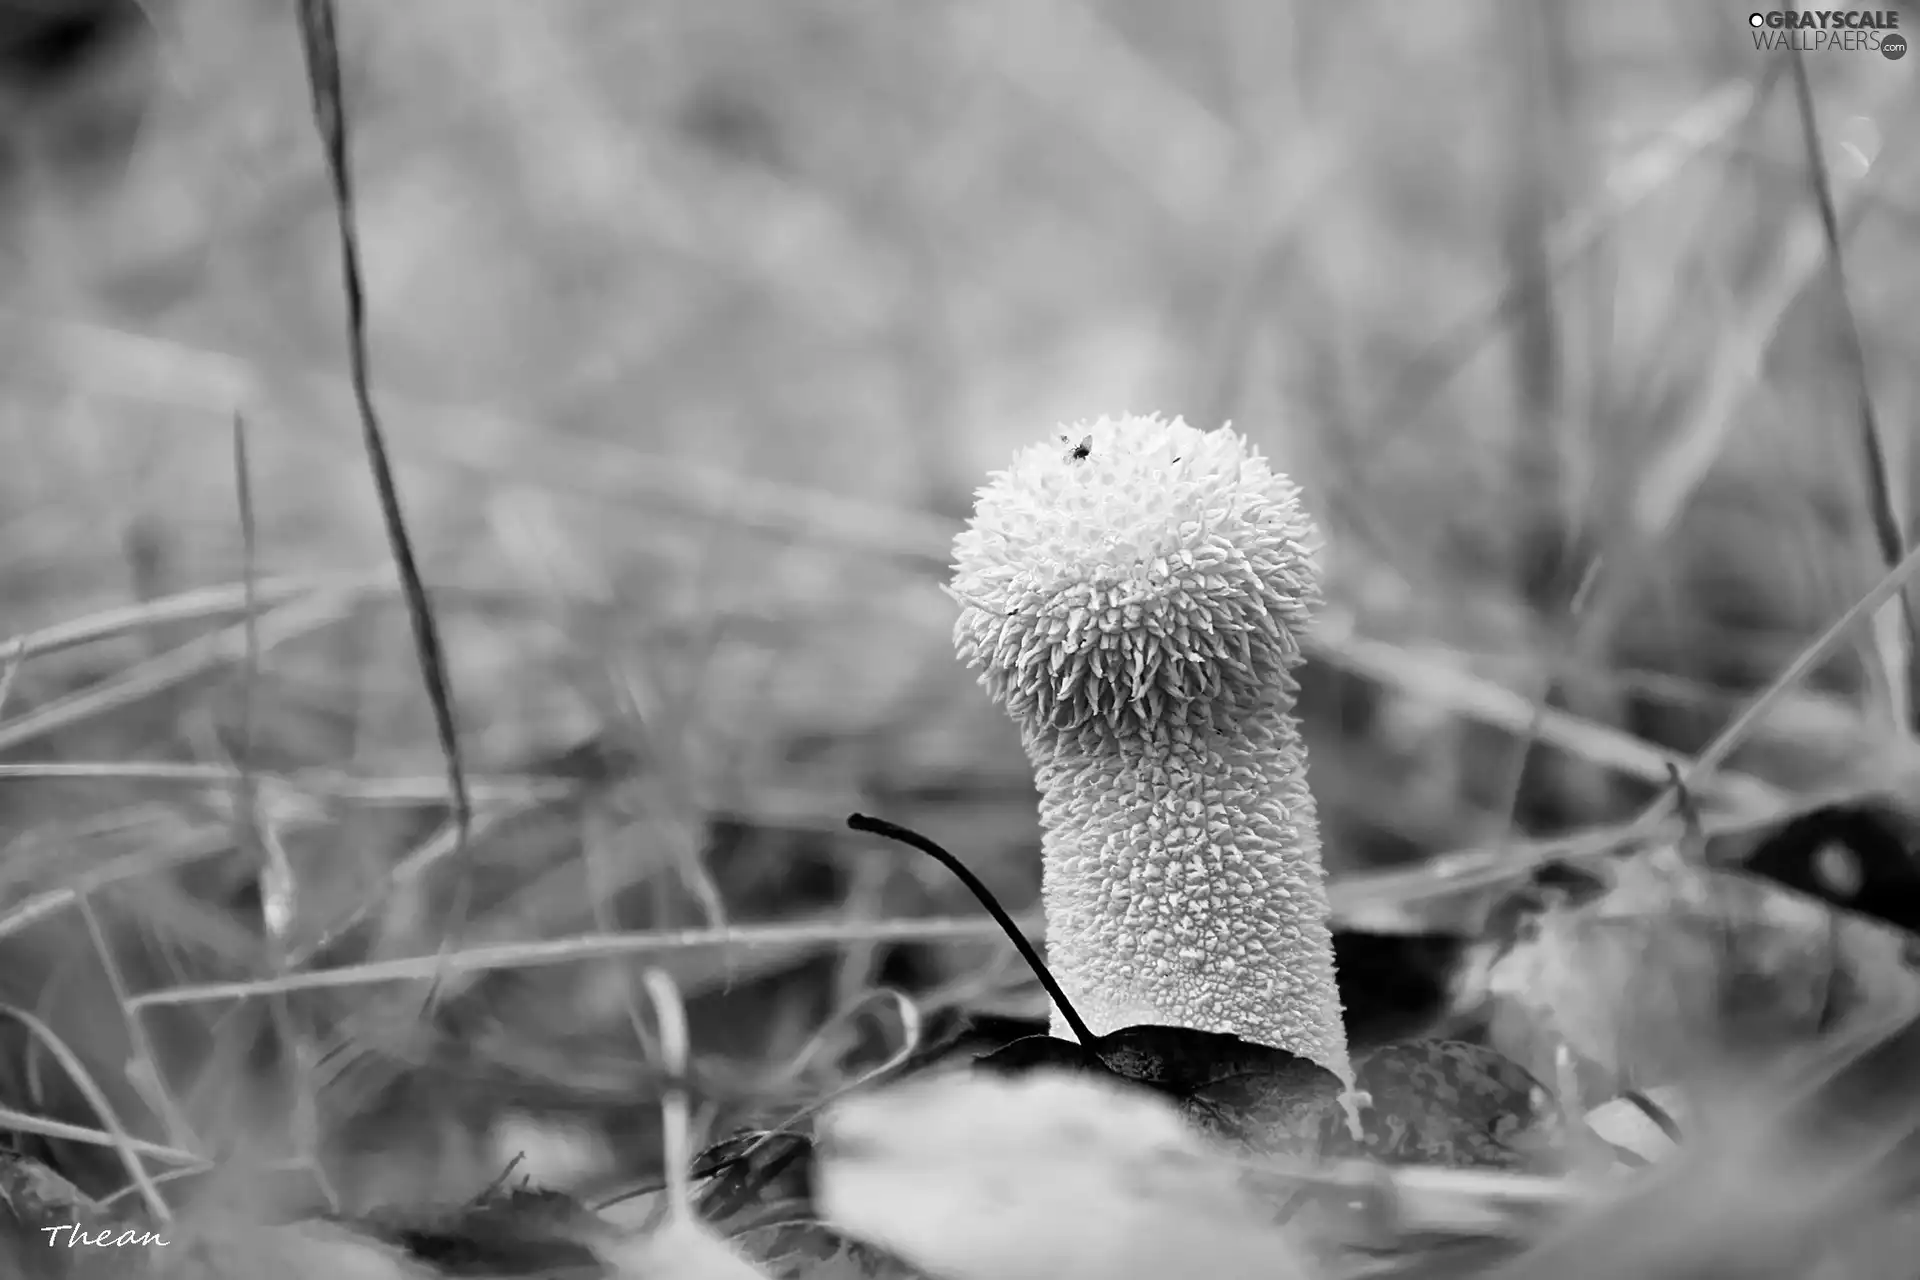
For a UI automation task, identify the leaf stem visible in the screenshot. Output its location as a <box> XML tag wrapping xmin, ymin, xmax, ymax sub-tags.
<box><xmin>846</xmin><ymin>813</ymin><xmax>1097</xmax><ymax>1047</ymax></box>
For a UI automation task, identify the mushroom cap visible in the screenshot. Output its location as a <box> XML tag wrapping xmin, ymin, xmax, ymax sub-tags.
<box><xmin>949</xmin><ymin>415</ymin><xmax>1320</xmax><ymax>736</ymax></box>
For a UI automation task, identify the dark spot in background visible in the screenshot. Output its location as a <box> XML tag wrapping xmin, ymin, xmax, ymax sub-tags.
<box><xmin>0</xmin><ymin>0</ymin><xmax>153</xmax><ymax>191</ymax></box>
<box><xmin>0</xmin><ymin>0</ymin><xmax>140</xmax><ymax>92</ymax></box>
<box><xmin>677</xmin><ymin>82</ymin><xmax>788</xmax><ymax>173</ymax></box>
<box><xmin>1734</xmin><ymin>801</ymin><xmax>1920</xmax><ymax>939</ymax></box>
<box><xmin>1333</xmin><ymin>928</ymin><xmax>1475</xmax><ymax>1049</ymax></box>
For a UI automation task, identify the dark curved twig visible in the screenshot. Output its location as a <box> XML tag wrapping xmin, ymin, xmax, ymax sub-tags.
<box><xmin>846</xmin><ymin>813</ymin><xmax>1096</xmax><ymax>1048</ymax></box>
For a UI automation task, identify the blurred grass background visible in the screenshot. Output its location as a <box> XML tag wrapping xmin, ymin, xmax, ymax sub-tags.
<box><xmin>0</xmin><ymin>0</ymin><xmax>1916</xmax><ymax>1219</ymax></box>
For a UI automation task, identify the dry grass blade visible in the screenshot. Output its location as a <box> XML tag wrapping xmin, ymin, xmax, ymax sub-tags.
<box><xmin>1483</xmin><ymin>7</ymin><xmax>1592</xmax><ymax>867</ymax></box>
<box><xmin>0</xmin><ymin>761</ymin><xmax>576</xmax><ymax>806</ymax></box>
<box><xmin>286</xmin><ymin>809</ymin><xmax>516</xmax><ymax>971</ymax></box>
<box><xmin>0</xmin><ymin>1104</ymin><xmax>204</xmax><ymax>1167</ymax></box>
<box><xmin>1331</xmin><ymin>539</ymin><xmax>1920</xmax><ymax>917</ymax></box>
<box><xmin>227</xmin><ymin>408</ymin><xmax>337</xmax><ymax>1212</ymax></box>
<box><xmin>1579</xmin><ymin>65</ymin><xmax>1904</xmax><ymax>685</ymax></box>
<box><xmin>287</xmin><ymin>777</ymin><xmax>859</xmax><ymax>973</ymax></box>
<box><xmin>0</xmin><ymin>827</ymin><xmax>234</xmax><ymax>943</ymax></box>
<box><xmin>229</xmin><ymin>410</ymin><xmax>291</xmax><ymax>944</ymax></box>
<box><xmin>947</xmin><ymin>0</ymin><xmax>1233</xmax><ymax>227</ymax></box>
<box><xmin>757</xmin><ymin>988</ymin><xmax>924</xmax><ymax>1097</ymax></box>
<box><xmin>646</xmin><ymin>969</ymin><xmax>698</xmax><ymax>1221</ymax></box>
<box><xmin>6</xmin><ymin>309</ymin><xmax>961</xmax><ymax>567</ymax></box>
<box><xmin>0</xmin><ymin>636</ymin><xmax>25</xmax><ymax>719</ymax></box>
<box><xmin>73</xmin><ymin>893</ymin><xmax>197</xmax><ymax>1155</ymax></box>
<box><xmin>126</xmin><ymin>912</ymin><xmax>1037</xmax><ymax>1007</ymax></box>
<box><xmin>294</xmin><ymin>0</ymin><xmax>471</xmax><ymax>853</ymax></box>
<box><xmin>1326</xmin><ymin>785</ymin><xmax>1843</xmax><ymax>919</ymax></box>
<box><xmin>0</xmin><ymin>587</ymin><xmax>362</xmax><ymax>756</ymax></box>
<box><xmin>1625</xmin><ymin>148</ymin><xmax>1827</xmax><ymax>535</ymax></box>
<box><xmin>1309</xmin><ymin>617</ymin><xmax>1780</xmax><ymax>808</ymax></box>
<box><xmin>1783</xmin><ymin>42</ymin><xmax>1914</xmax><ymax>733</ymax></box>
<box><xmin>597</xmin><ymin>969</ymin><xmax>771</xmax><ymax>1279</ymax></box>
<box><xmin>1373</xmin><ymin>77</ymin><xmax>1763</xmax><ymax>440</ymax></box>
<box><xmin>0</xmin><ymin>1003</ymin><xmax>170</xmax><ymax>1225</ymax></box>
<box><xmin>0</xmin><ymin>574</ymin><xmax>347</xmax><ymax>663</ymax></box>
<box><xmin>1644</xmin><ymin>534</ymin><xmax>1920</xmax><ymax>829</ymax></box>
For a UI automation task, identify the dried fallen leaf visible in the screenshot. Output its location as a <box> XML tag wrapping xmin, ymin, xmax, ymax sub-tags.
<box><xmin>979</xmin><ymin>1024</ymin><xmax>1559</xmax><ymax>1172</ymax></box>
<box><xmin>354</xmin><ymin>1186</ymin><xmax>606</xmax><ymax>1276</ymax></box>
<box><xmin>1327</xmin><ymin>1040</ymin><xmax>1564</xmax><ymax>1170</ymax></box>
<box><xmin>815</xmin><ymin>1071</ymin><xmax>1312</xmax><ymax>1280</ymax></box>
<box><xmin>1479</xmin><ymin>844</ymin><xmax>1844</xmax><ymax>1102</ymax></box>
<box><xmin>976</xmin><ymin>1023</ymin><xmax>1343</xmax><ymax>1153</ymax></box>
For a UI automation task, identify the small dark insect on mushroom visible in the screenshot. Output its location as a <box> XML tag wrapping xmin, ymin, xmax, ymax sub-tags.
<box><xmin>1064</xmin><ymin>435</ymin><xmax>1093</xmax><ymax>462</ymax></box>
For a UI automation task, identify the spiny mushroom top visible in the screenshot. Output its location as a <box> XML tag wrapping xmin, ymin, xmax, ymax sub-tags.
<box><xmin>950</xmin><ymin>414</ymin><xmax>1352</xmax><ymax>1089</ymax></box>
<box><xmin>950</xmin><ymin>415</ymin><xmax>1320</xmax><ymax>738</ymax></box>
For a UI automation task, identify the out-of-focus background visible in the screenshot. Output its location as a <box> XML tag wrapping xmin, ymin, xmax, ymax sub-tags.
<box><xmin>0</xmin><ymin>0</ymin><xmax>1915</xmax><ymax>1215</ymax></box>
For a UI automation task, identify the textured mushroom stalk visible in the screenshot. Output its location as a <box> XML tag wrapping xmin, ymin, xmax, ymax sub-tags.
<box><xmin>950</xmin><ymin>414</ymin><xmax>1352</xmax><ymax>1091</ymax></box>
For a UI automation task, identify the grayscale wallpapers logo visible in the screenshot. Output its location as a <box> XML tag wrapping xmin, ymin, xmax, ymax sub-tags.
<box><xmin>1748</xmin><ymin>10</ymin><xmax>1905</xmax><ymax>58</ymax></box>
